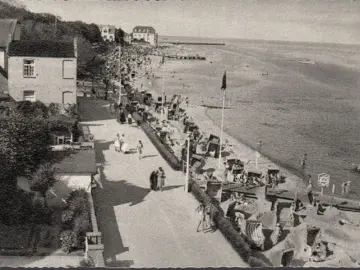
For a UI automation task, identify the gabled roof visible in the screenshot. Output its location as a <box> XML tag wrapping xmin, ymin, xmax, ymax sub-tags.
<box><xmin>133</xmin><ymin>26</ymin><xmax>155</xmax><ymax>34</ymax></box>
<box><xmin>0</xmin><ymin>19</ymin><xmax>18</xmax><ymax>47</ymax></box>
<box><xmin>8</xmin><ymin>40</ymin><xmax>75</xmax><ymax>58</ymax></box>
<box><xmin>98</xmin><ymin>24</ymin><xmax>116</xmax><ymax>35</ymax></box>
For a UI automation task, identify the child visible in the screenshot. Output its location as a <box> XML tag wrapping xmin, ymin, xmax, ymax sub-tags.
<box><xmin>158</xmin><ymin>167</ymin><xmax>166</xmax><ymax>191</ymax></box>
<box><xmin>196</xmin><ymin>203</ymin><xmax>206</xmax><ymax>232</ymax></box>
<box><xmin>137</xmin><ymin>140</ymin><xmax>144</xmax><ymax>160</ymax></box>
<box><xmin>114</xmin><ymin>133</ymin><xmax>120</xmax><ymax>152</ymax></box>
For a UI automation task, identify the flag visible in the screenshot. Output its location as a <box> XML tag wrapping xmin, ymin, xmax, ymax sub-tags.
<box><xmin>161</xmin><ymin>55</ymin><xmax>165</xmax><ymax>65</ymax></box>
<box><xmin>221</xmin><ymin>70</ymin><xmax>226</xmax><ymax>90</ymax></box>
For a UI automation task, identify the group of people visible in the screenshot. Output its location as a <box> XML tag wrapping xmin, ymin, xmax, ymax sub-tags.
<box><xmin>114</xmin><ymin>133</ymin><xmax>144</xmax><ymax>160</ymax></box>
<box><xmin>149</xmin><ymin>167</ymin><xmax>166</xmax><ymax>191</ymax></box>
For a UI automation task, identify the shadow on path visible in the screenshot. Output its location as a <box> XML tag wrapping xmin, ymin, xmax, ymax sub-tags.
<box><xmin>162</xmin><ymin>185</ymin><xmax>184</xmax><ymax>191</ymax></box>
<box><xmin>91</xmin><ymin>139</ymin><xmax>150</xmax><ymax>267</ymax></box>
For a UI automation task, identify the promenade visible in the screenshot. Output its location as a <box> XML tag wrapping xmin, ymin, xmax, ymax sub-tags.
<box><xmin>80</xmin><ymin>98</ymin><xmax>247</xmax><ymax>268</ymax></box>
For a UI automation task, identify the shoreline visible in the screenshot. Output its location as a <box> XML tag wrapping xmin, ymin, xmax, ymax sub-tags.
<box><xmin>135</xmin><ymin>58</ymin><xmax>305</xmax><ymax>192</ymax></box>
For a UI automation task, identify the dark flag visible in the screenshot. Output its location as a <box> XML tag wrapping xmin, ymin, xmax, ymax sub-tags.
<box><xmin>161</xmin><ymin>55</ymin><xmax>165</xmax><ymax>65</ymax></box>
<box><xmin>221</xmin><ymin>70</ymin><xmax>226</xmax><ymax>90</ymax></box>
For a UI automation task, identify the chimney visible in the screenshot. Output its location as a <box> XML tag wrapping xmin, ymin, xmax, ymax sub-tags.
<box><xmin>74</xmin><ymin>37</ymin><xmax>78</xmax><ymax>58</ymax></box>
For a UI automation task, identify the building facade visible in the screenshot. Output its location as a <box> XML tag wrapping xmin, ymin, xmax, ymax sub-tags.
<box><xmin>132</xmin><ymin>26</ymin><xmax>158</xmax><ymax>46</ymax></box>
<box><xmin>7</xmin><ymin>39</ymin><xmax>77</xmax><ymax>104</ymax></box>
<box><xmin>124</xmin><ymin>32</ymin><xmax>132</xmax><ymax>44</ymax></box>
<box><xmin>98</xmin><ymin>25</ymin><xmax>115</xmax><ymax>42</ymax></box>
<box><xmin>0</xmin><ymin>19</ymin><xmax>21</xmax><ymax>72</ymax></box>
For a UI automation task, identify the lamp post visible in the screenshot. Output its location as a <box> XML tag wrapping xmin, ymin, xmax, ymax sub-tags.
<box><xmin>185</xmin><ymin>134</ymin><xmax>190</xmax><ymax>193</ymax></box>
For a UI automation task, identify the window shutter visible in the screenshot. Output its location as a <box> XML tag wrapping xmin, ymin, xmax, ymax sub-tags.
<box><xmin>63</xmin><ymin>60</ymin><xmax>74</xmax><ymax>79</ymax></box>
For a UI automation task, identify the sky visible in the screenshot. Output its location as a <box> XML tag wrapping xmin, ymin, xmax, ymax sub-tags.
<box><xmin>18</xmin><ymin>0</ymin><xmax>360</xmax><ymax>44</ymax></box>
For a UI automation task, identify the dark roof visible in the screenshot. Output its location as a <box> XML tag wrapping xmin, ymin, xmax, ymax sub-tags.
<box><xmin>0</xmin><ymin>19</ymin><xmax>18</xmax><ymax>47</ymax></box>
<box><xmin>133</xmin><ymin>26</ymin><xmax>155</xmax><ymax>34</ymax></box>
<box><xmin>53</xmin><ymin>150</ymin><xmax>97</xmax><ymax>174</ymax></box>
<box><xmin>8</xmin><ymin>40</ymin><xmax>75</xmax><ymax>58</ymax></box>
<box><xmin>48</xmin><ymin>114</ymin><xmax>77</xmax><ymax>124</ymax></box>
<box><xmin>98</xmin><ymin>24</ymin><xmax>116</xmax><ymax>35</ymax></box>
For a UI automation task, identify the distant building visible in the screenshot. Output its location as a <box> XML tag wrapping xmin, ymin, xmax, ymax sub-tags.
<box><xmin>132</xmin><ymin>26</ymin><xmax>158</xmax><ymax>46</ymax></box>
<box><xmin>0</xmin><ymin>19</ymin><xmax>21</xmax><ymax>73</ymax></box>
<box><xmin>124</xmin><ymin>32</ymin><xmax>132</xmax><ymax>44</ymax></box>
<box><xmin>7</xmin><ymin>39</ymin><xmax>77</xmax><ymax>105</ymax></box>
<box><xmin>98</xmin><ymin>25</ymin><xmax>116</xmax><ymax>42</ymax></box>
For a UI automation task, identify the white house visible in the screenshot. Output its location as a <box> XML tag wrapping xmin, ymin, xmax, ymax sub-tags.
<box><xmin>132</xmin><ymin>26</ymin><xmax>158</xmax><ymax>46</ymax></box>
<box><xmin>0</xmin><ymin>19</ymin><xmax>21</xmax><ymax>73</ymax></box>
<box><xmin>7</xmin><ymin>39</ymin><xmax>77</xmax><ymax>104</ymax></box>
<box><xmin>98</xmin><ymin>25</ymin><xmax>116</xmax><ymax>42</ymax></box>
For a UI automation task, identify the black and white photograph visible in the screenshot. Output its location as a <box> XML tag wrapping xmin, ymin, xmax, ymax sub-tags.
<box><xmin>0</xmin><ymin>0</ymin><xmax>360</xmax><ymax>267</ymax></box>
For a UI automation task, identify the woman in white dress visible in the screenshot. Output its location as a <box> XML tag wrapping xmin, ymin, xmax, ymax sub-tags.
<box><xmin>114</xmin><ymin>133</ymin><xmax>120</xmax><ymax>152</ymax></box>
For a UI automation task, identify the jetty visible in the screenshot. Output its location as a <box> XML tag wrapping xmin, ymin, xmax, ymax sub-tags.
<box><xmin>159</xmin><ymin>41</ymin><xmax>225</xmax><ymax>46</ymax></box>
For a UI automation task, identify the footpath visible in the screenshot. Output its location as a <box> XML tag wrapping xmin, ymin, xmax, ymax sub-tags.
<box><xmin>80</xmin><ymin>98</ymin><xmax>247</xmax><ymax>268</ymax></box>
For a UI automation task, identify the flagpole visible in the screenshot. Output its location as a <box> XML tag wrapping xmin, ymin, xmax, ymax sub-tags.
<box><xmin>218</xmin><ymin>70</ymin><xmax>227</xmax><ymax>168</ymax></box>
<box><xmin>161</xmin><ymin>56</ymin><xmax>165</xmax><ymax>121</ymax></box>
<box><xmin>218</xmin><ymin>89</ymin><xmax>226</xmax><ymax>168</ymax></box>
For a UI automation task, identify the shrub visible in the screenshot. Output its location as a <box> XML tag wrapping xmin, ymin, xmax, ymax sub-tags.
<box><xmin>73</xmin><ymin>212</ymin><xmax>91</xmax><ymax>236</ymax></box>
<box><xmin>80</xmin><ymin>257</ymin><xmax>95</xmax><ymax>267</ymax></box>
<box><xmin>67</xmin><ymin>189</ymin><xmax>89</xmax><ymax>215</ymax></box>
<box><xmin>48</xmin><ymin>103</ymin><xmax>60</xmax><ymax>116</ymax></box>
<box><xmin>62</xmin><ymin>209</ymin><xmax>75</xmax><ymax>225</ymax></box>
<box><xmin>60</xmin><ymin>230</ymin><xmax>78</xmax><ymax>253</ymax></box>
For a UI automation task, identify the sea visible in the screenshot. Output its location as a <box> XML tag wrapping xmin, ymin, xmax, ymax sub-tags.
<box><xmin>156</xmin><ymin>35</ymin><xmax>360</xmax><ymax>198</ymax></box>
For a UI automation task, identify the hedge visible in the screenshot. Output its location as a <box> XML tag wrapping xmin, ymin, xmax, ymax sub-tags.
<box><xmin>132</xmin><ymin>111</ymin><xmax>182</xmax><ymax>171</ymax></box>
<box><xmin>189</xmin><ymin>179</ymin><xmax>272</xmax><ymax>267</ymax></box>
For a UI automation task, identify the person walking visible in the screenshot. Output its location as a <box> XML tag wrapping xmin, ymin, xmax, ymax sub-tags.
<box><xmin>158</xmin><ymin>167</ymin><xmax>166</xmax><ymax>192</ymax></box>
<box><xmin>149</xmin><ymin>169</ymin><xmax>158</xmax><ymax>191</ymax></box>
<box><xmin>137</xmin><ymin>140</ymin><xmax>144</xmax><ymax>160</ymax></box>
<box><xmin>196</xmin><ymin>203</ymin><xmax>206</xmax><ymax>232</ymax></box>
<box><xmin>185</xmin><ymin>97</ymin><xmax>189</xmax><ymax>108</ymax></box>
<box><xmin>305</xmin><ymin>178</ymin><xmax>314</xmax><ymax>205</ymax></box>
<box><xmin>127</xmin><ymin>113</ymin><xmax>132</xmax><ymax>125</ymax></box>
<box><xmin>92</xmin><ymin>168</ymin><xmax>103</xmax><ymax>189</ymax></box>
<box><xmin>114</xmin><ymin>133</ymin><xmax>121</xmax><ymax>152</ymax></box>
<box><xmin>119</xmin><ymin>134</ymin><xmax>125</xmax><ymax>153</ymax></box>
<box><xmin>204</xmin><ymin>204</ymin><xmax>213</xmax><ymax>229</ymax></box>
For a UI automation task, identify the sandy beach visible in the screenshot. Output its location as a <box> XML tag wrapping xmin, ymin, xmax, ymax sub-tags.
<box><xmin>137</xmin><ymin>38</ymin><xmax>360</xmax><ymax>199</ymax></box>
<box><xmin>135</xmin><ymin>53</ymin><xmax>305</xmax><ymax>193</ymax></box>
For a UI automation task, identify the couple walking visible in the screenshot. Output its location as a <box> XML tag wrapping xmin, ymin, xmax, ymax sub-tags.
<box><xmin>149</xmin><ymin>167</ymin><xmax>166</xmax><ymax>192</ymax></box>
<box><xmin>114</xmin><ymin>133</ymin><xmax>128</xmax><ymax>153</ymax></box>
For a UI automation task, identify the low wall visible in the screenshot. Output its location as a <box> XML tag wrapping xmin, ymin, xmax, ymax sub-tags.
<box><xmin>85</xmin><ymin>192</ymin><xmax>105</xmax><ymax>267</ymax></box>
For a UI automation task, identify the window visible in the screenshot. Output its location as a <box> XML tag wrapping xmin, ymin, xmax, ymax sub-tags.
<box><xmin>23</xmin><ymin>59</ymin><xmax>35</xmax><ymax>77</ymax></box>
<box><xmin>23</xmin><ymin>90</ymin><xmax>35</xmax><ymax>102</ymax></box>
<box><xmin>63</xmin><ymin>60</ymin><xmax>74</xmax><ymax>79</ymax></box>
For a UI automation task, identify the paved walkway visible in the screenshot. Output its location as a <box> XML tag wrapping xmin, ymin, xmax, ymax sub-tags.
<box><xmin>80</xmin><ymin>98</ymin><xmax>247</xmax><ymax>268</ymax></box>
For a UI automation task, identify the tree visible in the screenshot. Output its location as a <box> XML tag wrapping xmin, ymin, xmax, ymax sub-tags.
<box><xmin>0</xmin><ymin>112</ymin><xmax>52</xmax><ymax>186</ymax></box>
<box><xmin>115</xmin><ymin>28</ymin><xmax>125</xmax><ymax>45</ymax></box>
<box><xmin>16</xmin><ymin>100</ymin><xmax>49</xmax><ymax>118</ymax></box>
<box><xmin>29</xmin><ymin>162</ymin><xmax>58</xmax><ymax>197</ymax></box>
